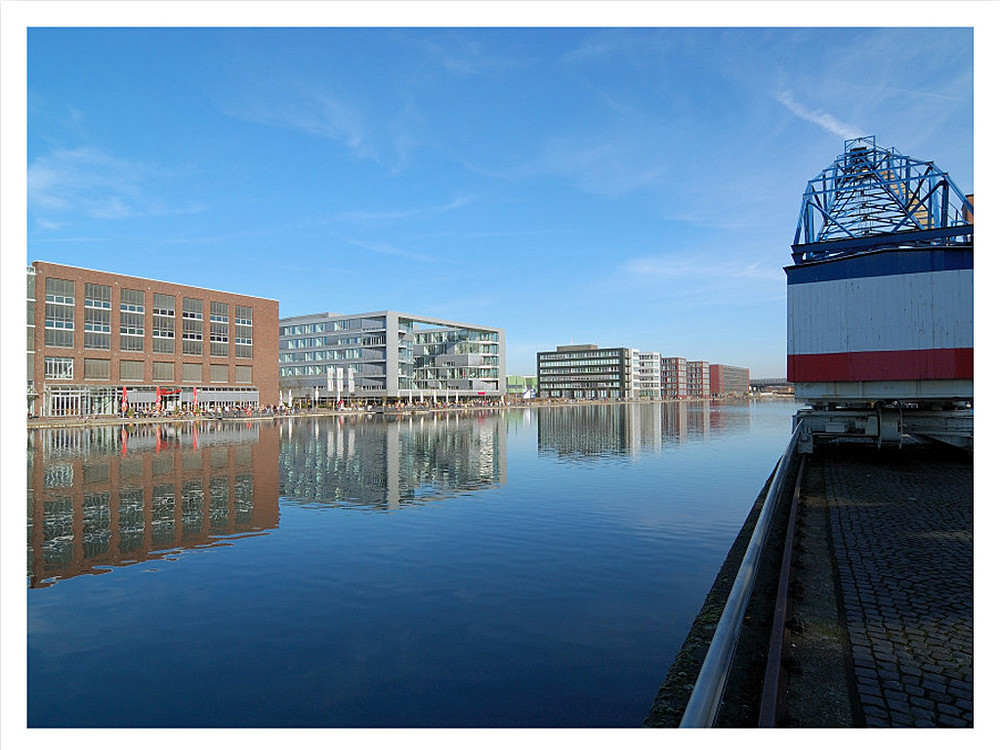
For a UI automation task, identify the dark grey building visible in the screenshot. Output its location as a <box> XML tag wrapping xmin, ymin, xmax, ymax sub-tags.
<box><xmin>536</xmin><ymin>344</ymin><xmax>632</xmax><ymax>400</ymax></box>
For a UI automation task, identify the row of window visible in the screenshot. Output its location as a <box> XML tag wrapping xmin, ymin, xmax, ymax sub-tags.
<box><xmin>280</xmin><ymin>318</ymin><xmax>386</xmax><ymax>336</ymax></box>
<box><xmin>540</xmin><ymin>379</ymin><xmax>623</xmax><ymax>388</ymax></box>
<box><xmin>279</xmin><ymin>348</ymin><xmax>366</xmax><ymax>363</ymax></box>
<box><xmin>46</xmin><ymin>280</ymin><xmax>253</xmax><ymax>318</ymax></box>
<box><xmin>42</xmin><ymin>325</ymin><xmax>254</xmax><ymax>357</ymax></box>
<box><xmin>280</xmin><ymin>365</ymin><xmax>381</xmax><ymax>378</ymax></box>
<box><xmin>281</xmin><ymin>335</ymin><xmax>386</xmax><ymax>350</ymax></box>
<box><xmin>537</xmin><ymin>366</ymin><xmax>622</xmax><ymax>375</ymax></box>
<box><xmin>41</xmin><ymin>279</ymin><xmax>255</xmax><ymax>354</ymax></box>
<box><xmin>539</xmin><ymin>350</ymin><xmax>622</xmax><ymax>361</ymax></box>
<box><xmin>413</xmin><ymin>330</ymin><xmax>499</xmax><ymax>344</ymax></box>
<box><xmin>539</xmin><ymin>359</ymin><xmax>625</xmax><ymax>369</ymax></box>
<box><xmin>413</xmin><ymin>367</ymin><xmax>501</xmax><ymax>379</ymax></box>
<box><xmin>43</xmin><ymin>356</ymin><xmax>252</xmax><ymax>384</ymax></box>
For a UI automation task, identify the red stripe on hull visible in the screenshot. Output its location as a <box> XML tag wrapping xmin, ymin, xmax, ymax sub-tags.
<box><xmin>788</xmin><ymin>348</ymin><xmax>973</xmax><ymax>382</ymax></box>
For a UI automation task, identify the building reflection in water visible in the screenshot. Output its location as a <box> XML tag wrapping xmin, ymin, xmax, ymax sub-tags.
<box><xmin>26</xmin><ymin>421</ymin><xmax>279</xmax><ymax>588</ymax></box>
<box><xmin>537</xmin><ymin>401</ymin><xmax>752</xmax><ymax>459</ymax></box>
<box><xmin>279</xmin><ymin>411</ymin><xmax>506</xmax><ymax>511</ymax></box>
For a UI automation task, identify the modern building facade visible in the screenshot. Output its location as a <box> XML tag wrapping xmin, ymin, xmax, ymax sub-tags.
<box><xmin>278</xmin><ymin>311</ymin><xmax>505</xmax><ymax>405</ymax></box>
<box><xmin>536</xmin><ymin>344</ymin><xmax>632</xmax><ymax>400</ymax></box>
<box><xmin>631</xmin><ymin>350</ymin><xmax>662</xmax><ymax>399</ymax></box>
<box><xmin>709</xmin><ymin>364</ymin><xmax>751</xmax><ymax>397</ymax></box>
<box><xmin>661</xmin><ymin>356</ymin><xmax>688</xmax><ymax>399</ymax></box>
<box><xmin>28</xmin><ymin>262</ymin><xmax>279</xmax><ymax>417</ymax></box>
<box><xmin>687</xmin><ymin>360</ymin><xmax>711</xmax><ymax>399</ymax></box>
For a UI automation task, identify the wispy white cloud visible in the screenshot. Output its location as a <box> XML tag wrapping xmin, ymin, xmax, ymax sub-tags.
<box><xmin>610</xmin><ymin>250</ymin><xmax>787</xmax><ymax>311</ymax></box>
<box><xmin>418</xmin><ymin>33</ymin><xmax>523</xmax><ymax>78</ymax></box>
<box><xmin>776</xmin><ymin>90</ymin><xmax>863</xmax><ymax>140</ymax></box>
<box><xmin>342</xmin><ymin>238</ymin><xmax>435</xmax><ymax>263</ymax></box>
<box><xmin>27</xmin><ymin>147</ymin><xmax>204</xmax><ymax>226</ymax></box>
<box><xmin>624</xmin><ymin>254</ymin><xmax>785</xmax><ymax>284</ymax></box>
<box><xmin>224</xmin><ymin>81</ymin><xmax>373</xmax><ymax>159</ymax></box>
<box><xmin>332</xmin><ymin>195</ymin><xmax>472</xmax><ymax>223</ymax></box>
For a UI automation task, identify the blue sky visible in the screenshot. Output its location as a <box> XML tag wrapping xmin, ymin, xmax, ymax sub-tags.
<box><xmin>17</xmin><ymin>22</ymin><xmax>975</xmax><ymax>378</ymax></box>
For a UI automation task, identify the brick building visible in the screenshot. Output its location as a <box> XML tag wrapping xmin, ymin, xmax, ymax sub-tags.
<box><xmin>686</xmin><ymin>360</ymin><xmax>711</xmax><ymax>398</ymax></box>
<box><xmin>28</xmin><ymin>262</ymin><xmax>279</xmax><ymax>417</ymax></box>
<box><xmin>660</xmin><ymin>356</ymin><xmax>688</xmax><ymax>399</ymax></box>
<box><xmin>709</xmin><ymin>364</ymin><xmax>751</xmax><ymax>397</ymax></box>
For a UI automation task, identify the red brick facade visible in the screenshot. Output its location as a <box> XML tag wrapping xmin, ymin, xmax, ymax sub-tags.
<box><xmin>29</xmin><ymin>262</ymin><xmax>279</xmax><ymax>415</ymax></box>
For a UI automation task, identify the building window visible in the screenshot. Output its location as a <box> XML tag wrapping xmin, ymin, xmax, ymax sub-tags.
<box><xmin>84</xmin><ymin>358</ymin><xmax>111</xmax><ymax>380</ymax></box>
<box><xmin>210</xmin><ymin>364</ymin><xmax>228</xmax><ymax>383</ymax></box>
<box><xmin>153</xmin><ymin>362</ymin><xmax>175</xmax><ymax>382</ymax></box>
<box><xmin>182</xmin><ymin>363</ymin><xmax>202</xmax><ymax>382</ymax></box>
<box><xmin>210</xmin><ymin>301</ymin><xmax>229</xmax><ymax>357</ymax></box>
<box><xmin>120</xmin><ymin>288</ymin><xmax>145</xmax><ymax>352</ymax></box>
<box><xmin>120</xmin><ymin>360</ymin><xmax>144</xmax><ymax>381</ymax></box>
<box><xmin>152</xmin><ymin>293</ymin><xmax>176</xmax><ymax>354</ymax></box>
<box><xmin>44</xmin><ymin>278</ymin><xmax>75</xmax><ymax>348</ymax></box>
<box><xmin>83</xmin><ymin>283</ymin><xmax>113</xmax><ymax>351</ymax></box>
<box><xmin>45</xmin><ymin>356</ymin><xmax>74</xmax><ymax>380</ymax></box>
<box><xmin>234</xmin><ymin>365</ymin><xmax>252</xmax><ymax>383</ymax></box>
<box><xmin>152</xmin><ymin>293</ymin><xmax>176</xmax><ymax>318</ymax></box>
<box><xmin>84</xmin><ymin>283</ymin><xmax>111</xmax><ymax>308</ymax></box>
<box><xmin>235</xmin><ymin>305</ymin><xmax>252</xmax><ymax>359</ymax></box>
<box><xmin>182</xmin><ymin>298</ymin><xmax>203</xmax><ymax>356</ymax></box>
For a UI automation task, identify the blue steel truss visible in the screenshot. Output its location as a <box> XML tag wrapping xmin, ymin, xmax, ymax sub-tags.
<box><xmin>792</xmin><ymin>136</ymin><xmax>973</xmax><ymax>264</ymax></box>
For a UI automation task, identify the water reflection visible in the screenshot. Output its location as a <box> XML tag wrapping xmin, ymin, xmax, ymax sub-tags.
<box><xmin>26</xmin><ymin>405</ymin><xmax>748</xmax><ymax>587</ymax></box>
<box><xmin>27</xmin><ymin>421</ymin><xmax>279</xmax><ymax>588</ymax></box>
<box><xmin>537</xmin><ymin>401</ymin><xmax>752</xmax><ymax>459</ymax></box>
<box><xmin>279</xmin><ymin>411</ymin><xmax>506</xmax><ymax>510</ymax></box>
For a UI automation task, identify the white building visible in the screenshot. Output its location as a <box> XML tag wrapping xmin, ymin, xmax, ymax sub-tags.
<box><xmin>279</xmin><ymin>311</ymin><xmax>505</xmax><ymax>405</ymax></box>
<box><xmin>630</xmin><ymin>350</ymin><xmax>662</xmax><ymax>399</ymax></box>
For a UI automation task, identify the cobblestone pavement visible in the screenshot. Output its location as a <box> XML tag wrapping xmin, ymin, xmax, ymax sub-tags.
<box><xmin>820</xmin><ymin>444</ymin><xmax>973</xmax><ymax>727</ymax></box>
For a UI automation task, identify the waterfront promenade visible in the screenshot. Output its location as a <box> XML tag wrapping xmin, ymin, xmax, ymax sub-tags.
<box><xmin>644</xmin><ymin>437</ymin><xmax>973</xmax><ymax>728</ymax></box>
<box><xmin>783</xmin><ymin>441</ymin><xmax>973</xmax><ymax>727</ymax></box>
<box><xmin>26</xmin><ymin>395</ymin><xmax>780</xmax><ymax>430</ymax></box>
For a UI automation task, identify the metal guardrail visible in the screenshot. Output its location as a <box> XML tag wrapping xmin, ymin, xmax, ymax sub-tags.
<box><xmin>679</xmin><ymin>422</ymin><xmax>803</xmax><ymax>727</ymax></box>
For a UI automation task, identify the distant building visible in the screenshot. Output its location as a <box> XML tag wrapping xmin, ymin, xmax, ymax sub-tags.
<box><xmin>506</xmin><ymin>374</ymin><xmax>538</xmax><ymax>398</ymax></box>
<box><xmin>279</xmin><ymin>311</ymin><xmax>505</xmax><ymax>405</ymax></box>
<box><xmin>28</xmin><ymin>261</ymin><xmax>279</xmax><ymax>418</ymax></box>
<box><xmin>687</xmin><ymin>360</ymin><xmax>711</xmax><ymax>398</ymax></box>
<box><xmin>631</xmin><ymin>350</ymin><xmax>662</xmax><ymax>399</ymax></box>
<box><xmin>536</xmin><ymin>344</ymin><xmax>631</xmax><ymax>400</ymax></box>
<box><xmin>750</xmin><ymin>378</ymin><xmax>794</xmax><ymax>395</ymax></box>
<box><xmin>709</xmin><ymin>364</ymin><xmax>751</xmax><ymax>397</ymax></box>
<box><xmin>660</xmin><ymin>356</ymin><xmax>688</xmax><ymax>400</ymax></box>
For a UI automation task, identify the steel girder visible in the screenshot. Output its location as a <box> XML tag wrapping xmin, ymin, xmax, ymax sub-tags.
<box><xmin>791</xmin><ymin>136</ymin><xmax>973</xmax><ymax>264</ymax></box>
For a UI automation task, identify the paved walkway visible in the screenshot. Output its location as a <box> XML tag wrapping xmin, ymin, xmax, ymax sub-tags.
<box><xmin>816</xmin><ymin>444</ymin><xmax>973</xmax><ymax>727</ymax></box>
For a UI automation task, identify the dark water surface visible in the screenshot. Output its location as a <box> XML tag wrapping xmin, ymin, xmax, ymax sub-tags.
<box><xmin>27</xmin><ymin>400</ymin><xmax>798</xmax><ymax>727</ymax></box>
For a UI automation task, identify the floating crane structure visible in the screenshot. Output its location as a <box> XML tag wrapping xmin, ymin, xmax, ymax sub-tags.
<box><xmin>786</xmin><ymin>136</ymin><xmax>973</xmax><ymax>450</ymax></box>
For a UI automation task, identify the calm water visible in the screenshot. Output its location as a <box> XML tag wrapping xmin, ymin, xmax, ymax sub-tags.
<box><xmin>27</xmin><ymin>400</ymin><xmax>798</xmax><ymax>727</ymax></box>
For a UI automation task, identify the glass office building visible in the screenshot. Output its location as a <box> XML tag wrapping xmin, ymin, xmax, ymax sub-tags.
<box><xmin>278</xmin><ymin>311</ymin><xmax>505</xmax><ymax>405</ymax></box>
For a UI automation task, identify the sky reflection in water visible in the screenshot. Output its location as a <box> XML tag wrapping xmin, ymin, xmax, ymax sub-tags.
<box><xmin>27</xmin><ymin>401</ymin><xmax>797</xmax><ymax>727</ymax></box>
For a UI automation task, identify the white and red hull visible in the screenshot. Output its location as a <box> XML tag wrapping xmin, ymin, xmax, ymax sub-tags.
<box><xmin>786</xmin><ymin>247</ymin><xmax>972</xmax><ymax>402</ymax></box>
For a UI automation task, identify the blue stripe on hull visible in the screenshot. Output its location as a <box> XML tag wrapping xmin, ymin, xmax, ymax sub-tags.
<box><xmin>785</xmin><ymin>247</ymin><xmax>973</xmax><ymax>285</ymax></box>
